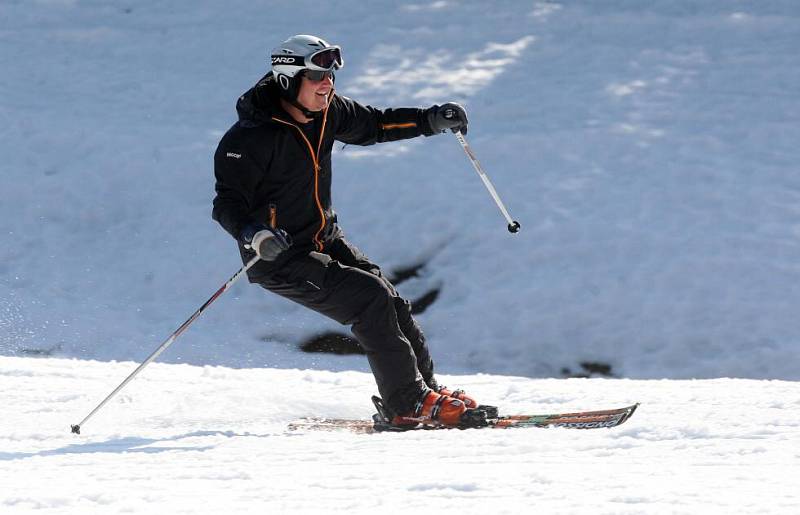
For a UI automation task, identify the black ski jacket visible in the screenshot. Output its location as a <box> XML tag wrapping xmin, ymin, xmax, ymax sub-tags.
<box><xmin>212</xmin><ymin>74</ymin><xmax>435</xmax><ymax>280</ymax></box>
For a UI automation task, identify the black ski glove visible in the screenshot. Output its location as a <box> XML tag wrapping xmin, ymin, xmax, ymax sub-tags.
<box><xmin>240</xmin><ymin>223</ymin><xmax>292</xmax><ymax>261</ymax></box>
<box><xmin>426</xmin><ymin>102</ymin><xmax>468</xmax><ymax>135</ymax></box>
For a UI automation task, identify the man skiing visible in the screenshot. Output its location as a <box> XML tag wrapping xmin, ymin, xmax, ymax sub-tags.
<box><xmin>212</xmin><ymin>35</ymin><xmax>475</xmax><ymax>427</ymax></box>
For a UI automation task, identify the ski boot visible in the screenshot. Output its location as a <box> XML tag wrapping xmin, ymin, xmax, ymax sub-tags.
<box><xmin>394</xmin><ymin>389</ymin><xmax>467</xmax><ymax>426</ymax></box>
<box><xmin>371</xmin><ymin>393</ymin><xmax>490</xmax><ymax>431</ymax></box>
<box><xmin>435</xmin><ymin>385</ymin><xmax>479</xmax><ymax>408</ymax></box>
<box><xmin>435</xmin><ymin>385</ymin><xmax>498</xmax><ymax>418</ymax></box>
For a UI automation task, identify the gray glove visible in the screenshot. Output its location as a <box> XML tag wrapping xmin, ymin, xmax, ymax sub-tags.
<box><xmin>426</xmin><ymin>102</ymin><xmax>468</xmax><ymax>135</ymax></box>
<box><xmin>240</xmin><ymin>223</ymin><xmax>292</xmax><ymax>261</ymax></box>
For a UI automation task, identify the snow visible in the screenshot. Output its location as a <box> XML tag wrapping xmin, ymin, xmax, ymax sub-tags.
<box><xmin>3</xmin><ymin>356</ymin><xmax>800</xmax><ymax>514</ymax></box>
<box><xmin>2</xmin><ymin>0</ymin><xmax>800</xmax><ymax>512</ymax></box>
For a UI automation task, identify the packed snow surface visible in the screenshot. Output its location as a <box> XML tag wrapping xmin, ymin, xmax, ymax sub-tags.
<box><xmin>3</xmin><ymin>357</ymin><xmax>800</xmax><ymax>514</ymax></box>
<box><xmin>2</xmin><ymin>0</ymin><xmax>799</xmax><ymax>513</ymax></box>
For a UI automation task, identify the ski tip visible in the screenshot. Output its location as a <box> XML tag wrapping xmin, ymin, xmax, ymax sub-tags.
<box><xmin>70</xmin><ymin>424</ymin><xmax>81</xmax><ymax>435</ymax></box>
<box><xmin>617</xmin><ymin>403</ymin><xmax>640</xmax><ymax>427</ymax></box>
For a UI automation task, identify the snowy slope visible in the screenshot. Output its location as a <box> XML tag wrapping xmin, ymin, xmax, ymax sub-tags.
<box><xmin>2</xmin><ymin>1</ymin><xmax>800</xmax><ymax>379</ymax></box>
<box><xmin>3</xmin><ymin>356</ymin><xmax>800</xmax><ymax>514</ymax></box>
<box><xmin>2</xmin><ymin>3</ymin><xmax>800</xmax><ymax>512</ymax></box>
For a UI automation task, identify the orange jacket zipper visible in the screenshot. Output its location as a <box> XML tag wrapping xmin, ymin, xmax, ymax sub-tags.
<box><xmin>268</xmin><ymin>203</ymin><xmax>277</xmax><ymax>229</ymax></box>
<box><xmin>271</xmin><ymin>100</ymin><xmax>331</xmax><ymax>251</ymax></box>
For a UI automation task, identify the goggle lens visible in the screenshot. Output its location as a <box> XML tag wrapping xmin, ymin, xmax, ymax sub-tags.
<box><xmin>310</xmin><ymin>48</ymin><xmax>342</xmax><ymax>69</ymax></box>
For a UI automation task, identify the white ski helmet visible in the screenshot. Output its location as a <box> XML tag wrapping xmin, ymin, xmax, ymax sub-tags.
<box><xmin>270</xmin><ymin>34</ymin><xmax>343</xmax><ymax>100</ymax></box>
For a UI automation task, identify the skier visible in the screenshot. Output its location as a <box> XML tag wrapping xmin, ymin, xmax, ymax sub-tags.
<box><xmin>212</xmin><ymin>35</ymin><xmax>476</xmax><ymax>426</ymax></box>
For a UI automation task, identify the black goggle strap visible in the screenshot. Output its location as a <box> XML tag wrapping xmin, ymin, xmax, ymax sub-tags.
<box><xmin>271</xmin><ymin>54</ymin><xmax>301</xmax><ymax>67</ymax></box>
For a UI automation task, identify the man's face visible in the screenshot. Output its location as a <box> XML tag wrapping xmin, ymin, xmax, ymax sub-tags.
<box><xmin>296</xmin><ymin>71</ymin><xmax>333</xmax><ymax>114</ymax></box>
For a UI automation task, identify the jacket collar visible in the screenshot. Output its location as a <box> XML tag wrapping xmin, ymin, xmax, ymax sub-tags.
<box><xmin>235</xmin><ymin>73</ymin><xmax>283</xmax><ymax>128</ymax></box>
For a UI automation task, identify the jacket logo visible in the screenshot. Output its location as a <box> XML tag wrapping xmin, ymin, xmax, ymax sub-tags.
<box><xmin>226</xmin><ymin>152</ymin><xmax>242</xmax><ymax>159</ymax></box>
<box><xmin>271</xmin><ymin>56</ymin><xmax>298</xmax><ymax>65</ymax></box>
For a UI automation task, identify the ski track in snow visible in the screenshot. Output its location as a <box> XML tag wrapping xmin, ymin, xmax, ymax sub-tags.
<box><xmin>2</xmin><ymin>357</ymin><xmax>800</xmax><ymax>514</ymax></box>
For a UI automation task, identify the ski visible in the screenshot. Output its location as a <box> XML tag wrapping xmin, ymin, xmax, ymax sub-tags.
<box><xmin>287</xmin><ymin>402</ymin><xmax>639</xmax><ymax>434</ymax></box>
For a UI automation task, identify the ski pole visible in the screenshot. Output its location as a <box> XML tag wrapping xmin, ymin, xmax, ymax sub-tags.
<box><xmin>70</xmin><ymin>255</ymin><xmax>260</xmax><ymax>434</ymax></box>
<box><xmin>453</xmin><ymin>130</ymin><xmax>521</xmax><ymax>233</ymax></box>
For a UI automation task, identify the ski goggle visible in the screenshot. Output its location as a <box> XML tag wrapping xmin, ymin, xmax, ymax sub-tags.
<box><xmin>306</xmin><ymin>46</ymin><xmax>343</xmax><ymax>72</ymax></box>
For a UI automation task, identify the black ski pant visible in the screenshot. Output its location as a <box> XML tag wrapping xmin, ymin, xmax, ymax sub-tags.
<box><xmin>256</xmin><ymin>238</ymin><xmax>435</xmax><ymax>412</ymax></box>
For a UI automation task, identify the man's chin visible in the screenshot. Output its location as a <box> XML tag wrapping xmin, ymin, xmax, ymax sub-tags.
<box><xmin>299</xmin><ymin>101</ymin><xmax>326</xmax><ymax>114</ymax></box>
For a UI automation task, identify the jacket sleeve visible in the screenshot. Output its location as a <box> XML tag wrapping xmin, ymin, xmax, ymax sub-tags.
<box><xmin>211</xmin><ymin>137</ymin><xmax>265</xmax><ymax>242</ymax></box>
<box><xmin>332</xmin><ymin>94</ymin><xmax>435</xmax><ymax>145</ymax></box>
